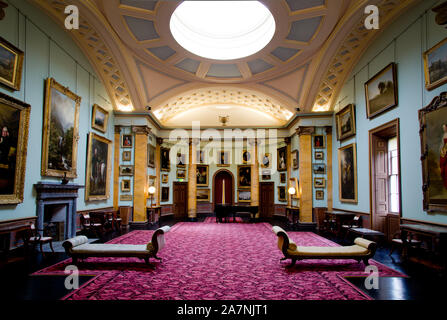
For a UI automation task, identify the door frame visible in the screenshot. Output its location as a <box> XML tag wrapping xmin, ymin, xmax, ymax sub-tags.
<box><xmin>368</xmin><ymin>118</ymin><xmax>402</xmax><ymax>230</ymax></box>
<box><xmin>212</xmin><ymin>169</ymin><xmax>235</xmax><ymax>209</ymax></box>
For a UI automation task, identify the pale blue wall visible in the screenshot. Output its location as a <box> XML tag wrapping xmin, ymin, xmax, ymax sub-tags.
<box><xmin>0</xmin><ymin>0</ymin><xmax>115</xmax><ymax>221</ymax></box>
<box><xmin>333</xmin><ymin>0</ymin><xmax>447</xmax><ymax>224</ymax></box>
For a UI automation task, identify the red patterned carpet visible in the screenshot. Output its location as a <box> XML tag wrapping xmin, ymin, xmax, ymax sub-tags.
<box><xmin>34</xmin><ymin>222</ymin><xmax>405</xmax><ymax>300</ymax></box>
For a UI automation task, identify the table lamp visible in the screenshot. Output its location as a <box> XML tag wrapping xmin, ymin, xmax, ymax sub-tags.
<box><xmin>148</xmin><ymin>186</ymin><xmax>156</xmax><ymax>207</ymax></box>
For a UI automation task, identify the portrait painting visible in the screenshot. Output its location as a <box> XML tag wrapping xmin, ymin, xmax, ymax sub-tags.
<box><xmin>262</xmin><ymin>170</ymin><xmax>271</xmax><ymax>180</ymax></box>
<box><xmin>196</xmin><ymin>150</ymin><xmax>205</xmax><ymax>164</ymax></box>
<box><xmin>419</xmin><ymin>93</ymin><xmax>447</xmax><ymax>211</ymax></box>
<box><xmin>0</xmin><ymin>36</ymin><xmax>24</xmax><ymax>91</ymax></box>
<box><xmin>122</xmin><ymin>151</ymin><xmax>131</xmax><ymax>162</ymax></box>
<box><xmin>316</xmin><ymin>190</ymin><xmax>325</xmax><ymax>200</ymax></box>
<box><xmin>147</xmin><ymin>144</ymin><xmax>155</xmax><ymax>168</ymax></box>
<box><xmin>313</xmin><ymin>164</ymin><xmax>326</xmax><ymax>175</ymax></box>
<box><xmin>280</xmin><ymin>172</ymin><xmax>286</xmax><ymax>184</ymax></box>
<box><xmin>242</xmin><ymin>149</ymin><xmax>251</xmax><ymax>164</ymax></box>
<box><xmin>238</xmin><ymin>190</ymin><xmax>251</xmax><ymax>203</ymax></box>
<box><xmin>313</xmin><ymin>135</ymin><xmax>325</xmax><ymax>149</ymax></box>
<box><xmin>336</xmin><ymin>104</ymin><xmax>356</xmax><ymax>141</ymax></box>
<box><xmin>148</xmin><ymin>175</ymin><xmax>156</xmax><ymax>187</ymax></box>
<box><xmin>196</xmin><ymin>189</ymin><xmax>210</xmax><ymax>202</ymax></box>
<box><xmin>196</xmin><ymin>165</ymin><xmax>209</xmax><ymax>187</ymax></box>
<box><xmin>176</xmin><ymin>168</ymin><xmax>186</xmax><ymax>180</ymax></box>
<box><xmin>121</xmin><ymin>134</ymin><xmax>132</xmax><ymax>148</ymax></box>
<box><xmin>315</xmin><ymin>151</ymin><xmax>324</xmax><ymax>160</ymax></box>
<box><xmin>0</xmin><ymin>92</ymin><xmax>30</xmax><ymax>204</ymax></box>
<box><xmin>424</xmin><ymin>38</ymin><xmax>447</xmax><ymax>91</ymax></box>
<box><xmin>161</xmin><ymin>187</ymin><xmax>169</xmax><ymax>202</ymax></box>
<box><xmin>365</xmin><ymin>63</ymin><xmax>398</xmax><ymax>119</ymax></box>
<box><xmin>176</xmin><ymin>152</ymin><xmax>186</xmax><ymax>167</ymax></box>
<box><xmin>41</xmin><ymin>78</ymin><xmax>81</xmax><ymax>178</ymax></box>
<box><xmin>277</xmin><ymin>186</ymin><xmax>286</xmax><ymax>202</ymax></box>
<box><xmin>91</xmin><ymin>104</ymin><xmax>109</xmax><ymax>133</ymax></box>
<box><xmin>119</xmin><ymin>165</ymin><xmax>134</xmax><ymax>176</ymax></box>
<box><xmin>217</xmin><ymin>151</ymin><xmax>230</xmax><ymax>167</ymax></box>
<box><xmin>314</xmin><ymin>178</ymin><xmax>326</xmax><ymax>189</ymax></box>
<box><xmin>121</xmin><ymin>179</ymin><xmax>131</xmax><ymax>192</ymax></box>
<box><xmin>277</xmin><ymin>147</ymin><xmax>287</xmax><ymax>171</ymax></box>
<box><xmin>261</xmin><ymin>153</ymin><xmax>271</xmax><ymax>168</ymax></box>
<box><xmin>292</xmin><ymin>150</ymin><xmax>299</xmax><ymax>170</ymax></box>
<box><xmin>85</xmin><ymin>133</ymin><xmax>112</xmax><ymax>201</ymax></box>
<box><xmin>162</xmin><ymin>174</ymin><xmax>168</xmax><ymax>184</ymax></box>
<box><xmin>161</xmin><ymin>147</ymin><xmax>170</xmax><ymax>171</ymax></box>
<box><xmin>238</xmin><ymin>165</ymin><xmax>251</xmax><ymax>188</ymax></box>
<box><xmin>338</xmin><ymin>143</ymin><xmax>358</xmax><ymax>203</ymax></box>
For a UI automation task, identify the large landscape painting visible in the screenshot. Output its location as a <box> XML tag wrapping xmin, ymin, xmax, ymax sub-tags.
<box><xmin>424</xmin><ymin>38</ymin><xmax>447</xmax><ymax>90</ymax></box>
<box><xmin>0</xmin><ymin>93</ymin><xmax>30</xmax><ymax>204</ymax></box>
<box><xmin>41</xmin><ymin>78</ymin><xmax>81</xmax><ymax>178</ymax></box>
<box><xmin>85</xmin><ymin>133</ymin><xmax>112</xmax><ymax>201</ymax></box>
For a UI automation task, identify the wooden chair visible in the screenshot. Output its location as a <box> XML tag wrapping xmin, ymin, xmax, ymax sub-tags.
<box><xmin>342</xmin><ymin>215</ymin><xmax>362</xmax><ymax>238</ymax></box>
<box><xmin>80</xmin><ymin>213</ymin><xmax>104</xmax><ymax>237</ymax></box>
<box><xmin>322</xmin><ymin>212</ymin><xmax>336</xmax><ymax>233</ymax></box>
<box><xmin>28</xmin><ymin>223</ymin><xmax>54</xmax><ymax>255</ymax></box>
<box><xmin>107</xmin><ymin>210</ymin><xmax>122</xmax><ymax>231</ymax></box>
<box><xmin>389</xmin><ymin>231</ymin><xmax>422</xmax><ymax>256</ymax></box>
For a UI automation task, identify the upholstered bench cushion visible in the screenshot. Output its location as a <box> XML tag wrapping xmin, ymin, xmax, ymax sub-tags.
<box><xmin>71</xmin><ymin>243</ymin><xmax>150</xmax><ymax>255</ymax></box>
<box><xmin>289</xmin><ymin>245</ymin><xmax>369</xmax><ymax>256</ymax></box>
<box><xmin>64</xmin><ymin>236</ymin><xmax>89</xmax><ymax>248</ymax></box>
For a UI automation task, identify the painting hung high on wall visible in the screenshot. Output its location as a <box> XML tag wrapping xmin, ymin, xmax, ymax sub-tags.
<box><xmin>41</xmin><ymin>78</ymin><xmax>81</xmax><ymax>178</ymax></box>
<box><xmin>238</xmin><ymin>165</ymin><xmax>251</xmax><ymax>188</ymax></box>
<box><xmin>424</xmin><ymin>37</ymin><xmax>447</xmax><ymax>91</ymax></box>
<box><xmin>161</xmin><ymin>187</ymin><xmax>169</xmax><ymax>202</ymax></box>
<box><xmin>262</xmin><ymin>170</ymin><xmax>271</xmax><ymax>180</ymax></box>
<box><xmin>336</xmin><ymin>104</ymin><xmax>356</xmax><ymax>141</ymax></box>
<box><xmin>419</xmin><ymin>92</ymin><xmax>447</xmax><ymax>212</ymax></box>
<box><xmin>0</xmin><ymin>36</ymin><xmax>24</xmax><ymax>91</ymax></box>
<box><xmin>119</xmin><ymin>165</ymin><xmax>134</xmax><ymax>176</ymax></box>
<box><xmin>147</xmin><ymin>144</ymin><xmax>155</xmax><ymax>168</ymax></box>
<box><xmin>121</xmin><ymin>134</ymin><xmax>132</xmax><ymax>148</ymax></box>
<box><xmin>292</xmin><ymin>150</ymin><xmax>299</xmax><ymax>170</ymax></box>
<box><xmin>176</xmin><ymin>168</ymin><xmax>186</xmax><ymax>180</ymax></box>
<box><xmin>161</xmin><ymin>147</ymin><xmax>170</xmax><ymax>171</ymax></box>
<box><xmin>0</xmin><ymin>93</ymin><xmax>30</xmax><ymax>204</ymax></box>
<box><xmin>313</xmin><ymin>163</ymin><xmax>326</xmax><ymax>175</ymax></box>
<box><xmin>261</xmin><ymin>153</ymin><xmax>271</xmax><ymax>168</ymax></box>
<box><xmin>315</xmin><ymin>151</ymin><xmax>324</xmax><ymax>160</ymax></box>
<box><xmin>122</xmin><ymin>151</ymin><xmax>131</xmax><ymax>162</ymax></box>
<box><xmin>242</xmin><ymin>149</ymin><xmax>251</xmax><ymax>164</ymax></box>
<box><xmin>365</xmin><ymin>63</ymin><xmax>398</xmax><ymax>119</ymax></box>
<box><xmin>313</xmin><ymin>135</ymin><xmax>325</xmax><ymax>149</ymax></box>
<box><xmin>85</xmin><ymin>133</ymin><xmax>112</xmax><ymax>201</ymax></box>
<box><xmin>217</xmin><ymin>151</ymin><xmax>230</xmax><ymax>167</ymax></box>
<box><xmin>277</xmin><ymin>147</ymin><xmax>287</xmax><ymax>171</ymax></box>
<box><xmin>91</xmin><ymin>104</ymin><xmax>109</xmax><ymax>133</ymax></box>
<box><xmin>176</xmin><ymin>152</ymin><xmax>186</xmax><ymax>167</ymax></box>
<box><xmin>196</xmin><ymin>165</ymin><xmax>209</xmax><ymax>187</ymax></box>
<box><xmin>121</xmin><ymin>179</ymin><xmax>131</xmax><ymax>192</ymax></box>
<box><xmin>338</xmin><ymin>143</ymin><xmax>358</xmax><ymax>203</ymax></box>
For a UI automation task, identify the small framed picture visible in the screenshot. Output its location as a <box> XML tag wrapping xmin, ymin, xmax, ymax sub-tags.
<box><xmin>148</xmin><ymin>175</ymin><xmax>156</xmax><ymax>187</ymax></box>
<box><xmin>197</xmin><ymin>189</ymin><xmax>210</xmax><ymax>202</ymax></box>
<box><xmin>120</xmin><ymin>194</ymin><xmax>133</xmax><ymax>201</ymax></box>
<box><xmin>314</xmin><ymin>178</ymin><xmax>326</xmax><ymax>188</ymax></box>
<box><xmin>121</xmin><ymin>134</ymin><xmax>133</xmax><ymax>148</ymax></box>
<box><xmin>277</xmin><ymin>147</ymin><xmax>287</xmax><ymax>171</ymax></box>
<box><xmin>262</xmin><ymin>170</ymin><xmax>271</xmax><ymax>180</ymax></box>
<box><xmin>238</xmin><ymin>190</ymin><xmax>251</xmax><ymax>203</ymax></box>
<box><xmin>217</xmin><ymin>151</ymin><xmax>230</xmax><ymax>167</ymax></box>
<box><xmin>0</xmin><ymin>36</ymin><xmax>24</xmax><ymax>91</ymax></box>
<box><xmin>121</xmin><ymin>179</ymin><xmax>131</xmax><ymax>192</ymax></box>
<box><xmin>335</xmin><ymin>104</ymin><xmax>356</xmax><ymax>141</ymax></box>
<box><xmin>316</xmin><ymin>190</ymin><xmax>325</xmax><ymax>200</ymax></box>
<box><xmin>313</xmin><ymin>135</ymin><xmax>325</xmax><ymax>149</ymax></box>
<box><xmin>278</xmin><ymin>186</ymin><xmax>287</xmax><ymax>202</ymax></box>
<box><xmin>315</xmin><ymin>151</ymin><xmax>324</xmax><ymax>160</ymax></box>
<box><xmin>176</xmin><ymin>168</ymin><xmax>186</xmax><ymax>180</ymax></box>
<box><xmin>197</xmin><ymin>150</ymin><xmax>205</xmax><ymax>164</ymax></box>
<box><xmin>242</xmin><ymin>150</ymin><xmax>251</xmax><ymax>164</ymax></box>
<box><xmin>261</xmin><ymin>153</ymin><xmax>271</xmax><ymax>168</ymax></box>
<box><xmin>313</xmin><ymin>164</ymin><xmax>326</xmax><ymax>175</ymax></box>
<box><xmin>176</xmin><ymin>152</ymin><xmax>186</xmax><ymax>167</ymax></box>
<box><xmin>91</xmin><ymin>104</ymin><xmax>109</xmax><ymax>133</ymax></box>
<box><xmin>292</xmin><ymin>150</ymin><xmax>299</xmax><ymax>170</ymax></box>
<box><xmin>161</xmin><ymin>187</ymin><xmax>169</xmax><ymax>202</ymax></box>
<box><xmin>424</xmin><ymin>37</ymin><xmax>447</xmax><ymax>91</ymax></box>
<box><xmin>162</xmin><ymin>174</ymin><xmax>169</xmax><ymax>184</ymax></box>
<box><xmin>122</xmin><ymin>151</ymin><xmax>131</xmax><ymax>162</ymax></box>
<box><xmin>119</xmin><ymin>165</ymin><xmax>134</xmax><ymax>176</ymax></box>
<box><xmin>147</xmin><ymin>144</ymin><xmax>155</xmax><ymax>168</ymax></box>
<box><xmin>280</xmin><ymin>172</ymin><xmax>287</xmax><ymax>184</ymax></box>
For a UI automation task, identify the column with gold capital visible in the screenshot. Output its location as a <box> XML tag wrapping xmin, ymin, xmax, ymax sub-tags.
<box><xmin>325</xmin><ymin>126</ymin><xmax>333</xmax><ymax>211</ymax></box>
<box><xmin>155</xmin><ymin>138</ymin><xmax>163</xmax><ymax>207</ymax></box>
<box><xmin>296</xmin><ymin>126</ymin><xmax>315</xmax><ymax>223</ymax></box>
<box><xmin>132</xmin><ymin>125</ymin><xmax>151</xmax><ymax>222</ymax></box>
<box><xmin>113</xmin><ymin>125</ymin><xmax>122</xmax><ymax>210</ymax></box>
<box><xmin>249</xmin><ymin>139</ymin><xmax>259</xmax><ymax>210</ymax></box>
<box><xmin>187</xmin><ymin>139</ymin><xmax>198</xmax><ymax>221</ymax></box>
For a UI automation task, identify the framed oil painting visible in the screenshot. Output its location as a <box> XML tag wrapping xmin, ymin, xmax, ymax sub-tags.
<box><xmin>419</xmin><ymin>92</ymin><xmax>447</xmax><ymax>212</ymax></box>
<box><xmin>147</xmin><ymin>144</ymin><xmax>155</xmax><ymax>168</ymax></box>
<box><xmin>162</xmin><ymin>174</ymin><xmax>168</xmax><ymax>184</ymax></box>
<box><xmin>238</xmin><ymin>189</ymin><xmax>251</xmax><ymax>203</ymax></box>
<box><xmin>262</xmin><ymin>170</ymin><xmax>271</xmax><ymax>180</ymax></box>
<box><xmin>91</xmin><ymin>104</ymin><xmax>109</xmax><ymax>133</ymax></box>
<box><xmin>314</xmin><ymin>178</ymin><xmax>326</xmax><ymax>188</ymax></box>
<box><xmin>280</xmin><ymin>172</ymin><xmax>286</xmax><ymax>184</ymax></box>
<box><xmin>336</xmin><ymin>104</ymin><xmax>356</xmax><ymax>141</ymax></box>
<box><xmin>161</xmin><ymin>147</ymin><xmax>170</xmax><ymax>171</ymax></box>
<box><xmin>41</xmin><ymin>78</ymin><xmax>81</xmax><ymax>178</ymax></box>
<box><xmin>161</xmin><ymin>187</ymin><xmax>169</xmax><ymax>202</ymax></box>
<box><xmin>122</xmin><ymin>151</ymin><xmax>131</xmax><ymax>162</ymax></box>
<box><xmin>365</xmin><ymin>63</ymin><xmax>398</xmax><ymax>119</ymax></box>
<box><xmin>338</xmin><ymin>143</ymin><xmax>358</xmax><ymax>203</ymax></box>
<box><xmin>292</xmin><ymin>150</ymin><xmax>299</xmax><ymax>170</ymax></box>
<box><xmin>121</xmin><ymin>179</ymin><xmax>131</xmax><ymax>192</ymax></box>
<box><xmin>313</xmin><ymin>135</ymin><xmax>325</xmax><ymax>149</ymax></box>
<box><xmin>176</xmin><ymin>152</ymin><xmax>186</xmax><ymax>167</ymax></box>
<box><xmin>148</xmin><ymin>175</ymin><xmax>156</xmax><ymax>187</ymax></box>
<box><xmin>217</xmin><ymin>151</ymin><xmax>230</xmax><ymax>167</ymax></box>
<box><xmin>85</xmin><ymin>133</ymin><xmax>112</xmax><ymax>201</ymax></box>
<box><xmin>120</xmin><ymin>194</ymin><xmax>133</xmax><ymax>201</ymax></box>
<box><xmin>121</xmin><ymin>134</ymin><xmax>132</xmax><ymax>148</ymax></box>
<box><xmin>316</xmin><ymin>190</ymin><xmax>325</xmax><ymax>200</ymax></box>
<box><xmin>277</xmin><ymin>186</ymin><xmax>287</xmax><ymax>202</ymax></box>
<box><xmin>238</xmin><ymin>165</ymin><xmax>251</xmax><ymax>188</ymax></box>
<box><xmin>261</xmin><ymin>153</ymin><xmax>271</xmax><ymax>168</ymax></box>
<box><xmin>313</xmin><ymin>163</ymin><xmax>326</xmax><ymax>175</ymax></box>
<box><xmin>315</xmin><ymin>151</ymin><xmax>324</xmax><ymax>160</ymax></box>
<box><xmin>242</xmin><ymin>149</ymin><xmax>251</xmax><ymax>164</ymax></box>
<box><xmin>119</xmin><ymin>165</ymin><xmax>134</xmax><ymax>176</ymax></box>
<box><xmin>196</xmin><ymin>165</ymin><xmax>209</xmax><ymax>187</ymax></box>
<box><xmin>0</xmin><ymin>92</ymin><xmax>30</xmax><ymax>204</ymax></box>
<box><xmin>197</xmin><ymin>189</ymin><xmax>210</xmax><ymax>202</ymax></box>
<box><xmin>197</xmin><ymin>150</ymin><xmax>205</xmax><ymax>164</ymax></box>
<box><xmin>424</xmin><ymin>38</ymin><xmax>447</xmax><ymax>91</ymax></box>
<box><xmin>277</xmin><ymin>147</ymin><xmax>287</xmax><ymax>171</ymax></box>
<box><xmin>0</xmin><ymin>36</ymin><xmax>24</xmax><ymax>91</ymax></box>
<box><xmin>176</xmin><ymin>168</ymin><xmax>186</xmax><ymax>180</ymax></box>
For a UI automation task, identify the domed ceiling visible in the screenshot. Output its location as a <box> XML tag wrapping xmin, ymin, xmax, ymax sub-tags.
<box><xmin>30</xmin><ymin>0</ymin><xmax>421</xmax><ymax>128</ymax></box>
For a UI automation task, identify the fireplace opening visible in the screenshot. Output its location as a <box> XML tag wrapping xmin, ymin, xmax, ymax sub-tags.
<box><xmin>43</xmin><ymin>204</ymin><xmax>67</xmax><ymax>241</ymax></box>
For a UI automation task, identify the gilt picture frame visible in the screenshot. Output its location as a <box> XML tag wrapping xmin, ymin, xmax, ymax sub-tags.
<box><xmin>423</xmin><ymin>37</ymin><xmax>447</xmax><ymax>91</ymax></box>
<box><xmin>336</xmin><ymin>104</ymin><xmax>356</xmax><ymax>141</ymax></box>
<box><xmin>196</xmin><ymin>165</ymin><xmax>209</xmax><ymax>187</ymax></box>
<box><xmin>238</xmin><ymin>165</ymin><xmax>251</xmax><ymax>188</ymax></box>
<box><xmin>238</xmin><ymin>189</ymin><xmax>251</xmax><ymax>203</ymax></box>
<box><xmin>338</xmin><ymin>143</ymin><xmax>358</xmax><ymax>203</ymax></box>
<box><xmin>85</xmin><ymin>133</ymin><xmax>112</xmax><ymax>201</ymax></box>
<box><xmin>0</xmin><ymin>36</ymin><xmax>24</xmax><ymax>91</ymax></box>
<box><xmin>197</xmin><ymin>189</ymin><xmax>210</xmax><ymax>202</ymax></box>
<box><xmin>91</xmin><ymin>104</ymin><xmax>109</xmax><ymax>133</ymax></box>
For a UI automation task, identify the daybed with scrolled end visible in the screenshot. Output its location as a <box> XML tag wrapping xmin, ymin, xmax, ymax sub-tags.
<box><xmin>62</xmin><ymin>226</ymin><xmax>170</xmax><ymax>265</ymax></box>
<box><xmin>272</xmin><ymin>226</ymin><xmax>377</xmax><ymax>267</ymax></box>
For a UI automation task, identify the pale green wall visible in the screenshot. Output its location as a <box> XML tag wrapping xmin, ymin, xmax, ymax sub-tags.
<box><xmin>333</xmin><ymin>0</ymin><xmax>447</xmax><ymax>224</ymax></box>
<box><xmin>0</xmin><ymin>0</ymin><xmax>115</xmax><ymax>221</ymax></box>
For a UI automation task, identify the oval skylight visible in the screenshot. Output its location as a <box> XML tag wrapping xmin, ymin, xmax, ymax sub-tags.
<box><xmin>170</xmin><ymin>1</ymin><xmax>276</xmax><ymax>60</ymax></box>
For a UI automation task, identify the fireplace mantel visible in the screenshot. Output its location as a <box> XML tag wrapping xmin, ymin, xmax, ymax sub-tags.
<box><xmin>34</xmin><ymin>183</ymin><xmax>84</xmax><ymax>239</ymax></box>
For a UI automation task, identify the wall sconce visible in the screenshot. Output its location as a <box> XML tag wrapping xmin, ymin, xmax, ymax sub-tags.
<box><xmin>148</xmin><ymin>186</ymin><xmax>156</xmax><ymax>207</ymax></box>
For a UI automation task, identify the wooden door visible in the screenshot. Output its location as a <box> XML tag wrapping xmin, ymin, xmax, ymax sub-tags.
<box><xmin>372</xmin><ymin>135</ymin><xmax>388</xmax><ymax>232</ymax></box>
<box><xmin>173</xmin><ymin>182</ymin><xmax>187</xmax><ymax>219</ymax></box>
<box><xmin>260</xmin><ymin>182</ymin><xmax>274</xmax><ymax>219</ymax></box>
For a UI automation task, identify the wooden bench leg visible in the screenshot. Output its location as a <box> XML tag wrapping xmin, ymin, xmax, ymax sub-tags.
<box><xmin>287</xmin><ymin>258</ymin><xmax>297</xmax><ymax>268</ymax></box>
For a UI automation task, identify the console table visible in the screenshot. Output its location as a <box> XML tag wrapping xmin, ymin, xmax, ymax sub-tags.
<box><xmin>285</xmin><ymin>207</ymin><xmax>300</xmax><ymax>229</ymax></box>
<box><xmin>325</xmin><ymin>211</ymin><xmax>356</xmax><ymax>236</ymax></box>
<box><xmin>0</xmin><ymin>217</ymin><xmax>35</xmax><ymax>264</ymax></box>
<box><xmin>147</xmin><ymin>206</ymin><xmax>161</xmax><ymax>227</ymax></box>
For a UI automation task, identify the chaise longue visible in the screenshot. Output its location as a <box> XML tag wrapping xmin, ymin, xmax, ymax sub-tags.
<box><xmin>272</xmin><ymin>226</ymin><xmax>377</xmax><ymax>267</ymax></box>
<box><xmin>62</xmin><ymin>226</ymin><xmax>170</xmax><ymax>265</ymax></box>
